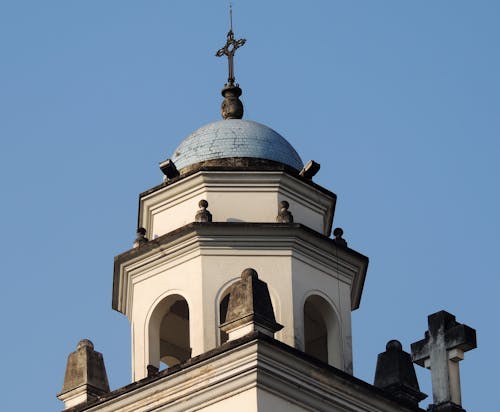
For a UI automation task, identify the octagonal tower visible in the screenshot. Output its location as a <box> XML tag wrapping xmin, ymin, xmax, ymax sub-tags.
<box><xmin>113</xmin><ymin>98</ymin><xmax>368</xmax><ymax>381</ymax></box>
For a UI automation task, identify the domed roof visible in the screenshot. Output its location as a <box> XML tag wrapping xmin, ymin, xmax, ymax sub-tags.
<box><xmin>171</xmin><ymin>119</ymin><xmax>304</xmax><ymax>172</ymax></box>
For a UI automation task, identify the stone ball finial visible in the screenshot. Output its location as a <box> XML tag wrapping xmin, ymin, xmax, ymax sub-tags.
<box><xmin>77</xmin><ymin>339</ymin><xmax>94</xmax><ymax>351</ymax></box>
<box><xmin>241</xmin><ymin>268</ymin><xmax>258</xmax><ymax>280</ymax></box>
<box><xmin>386</xmin><ymin>339</ymin><xmax>403</xmax><ymax>352</ymax></box>
<box><xmin>333</xmin><ymin>227</ymin><xmax>348</xmax><ymax>248</ymax></box>
<box><xmin>133</xmin><ymin>227</ymin><xmax>149</xmax><ymax>248</ymax></box>
<box><xmin>276</xmin><ymin>200</ymin><xmax>293</xmax><ymax>223</ymax></box>
<box><xmin>195</xmin><ymin>199</ymin><xmax>213</xmax><ymax>222</ymax></box>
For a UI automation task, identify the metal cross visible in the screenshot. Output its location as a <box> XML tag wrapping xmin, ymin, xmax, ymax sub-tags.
<box><xmin>216</xmin><ymin>4</ymin><xmax>246</xmax><ymax>86</ymax></box>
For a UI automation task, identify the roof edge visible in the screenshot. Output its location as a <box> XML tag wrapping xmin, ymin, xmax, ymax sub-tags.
<box><xmin>140</xmin><ymin>157</ymin><xmax>336</xmax><ymax>200</ymax></box>
<box><xmin>63</xmin><ymin>332</ymin><xmax>424</xmax><ymax>412</ymax></box>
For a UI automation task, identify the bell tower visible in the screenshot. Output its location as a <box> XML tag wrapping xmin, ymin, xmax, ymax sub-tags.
<box><xmin>112</xmin><ymin>18</ymin><xmax>368</xmax><ymax>383</ymax></box>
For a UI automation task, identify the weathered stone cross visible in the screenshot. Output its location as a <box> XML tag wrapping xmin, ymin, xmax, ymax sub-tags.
<box><xmin>411</xmin><ymin>311</ymin><xmax>476</xmax><ymax>412</ymax></box>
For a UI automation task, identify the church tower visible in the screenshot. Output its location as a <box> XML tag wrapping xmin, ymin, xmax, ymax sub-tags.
<box><xmin>57</xmin><ymin>10</ymin><xmax>476</xmax><ymax>412</ymax></box>
<box><xmin>112</xmin><ymin>16</ymin><xmax>368</xmax><ymax>382</ymax></box>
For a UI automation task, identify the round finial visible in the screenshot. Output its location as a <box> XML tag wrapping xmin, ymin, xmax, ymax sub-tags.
<box><xmin>241</xmin><ymin>268</ymin><xmax>258</xmax><ymax>280</ymax></box>
<box><xmin>133</xmin><ymin>227</ymin><xmax>148</xmax><ymax>248</ymax></box>
<box><xmin>277</xmin><ymin>200</ymin><xmax>293</xmax><ymax>223</ymax></box>
<box><xmin>386</xmin><ymin>339</ymin><xmax>403</xmax><ymax>352</ymax></box>
<box><xmin>333</xmin><ymin>227</ymin><xmax>348</xmax><ymax>248</ymax></box>
<box><xmin>195</xmin><ymin>199</ymin><xmax>212</xmax><ymax>223</ymax></box>
<box><xmin>77</xmin><ymin>339</ymin><xmax>94</xmax><ymax>351</ymax></box>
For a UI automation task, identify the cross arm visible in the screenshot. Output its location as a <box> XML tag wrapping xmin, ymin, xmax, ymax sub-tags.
<box><xmin>235</xmin><ymin>38</ymin><xmax>246</xmax><ymax>48</ymax></box>
<box><xmin>445</xmin><ymin>323</ymin><xmax>476</xmax><ymax>353</ymax></box>
<box><xmin>216</xmin><ymin>47</ymin><xmax>227</xmax><ymax>57</ymax></box>
<box><xmin>411</xmin><ymin>334</ymin><xmax>430</xmax><ymax>367</ymax></box>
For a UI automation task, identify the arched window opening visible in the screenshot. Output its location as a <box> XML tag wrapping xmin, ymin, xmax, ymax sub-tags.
<box><xmin>160</xmin><ymin>299</ymin><xmax>190</xmax><ymax>367</ymax></box>
<box><xmin>219</xmin><ymin>292</ymin><xmax>230</xmax><ymax>344</ymax></box>
<box><xmin>304</xmin><ymin>299</ymin><xmax>328</xmax><ymax>363</ymax></box>
<box><xmin>149</xmin><ymin>294</ymin><xmax>191</xmax><ymax>370</ymax></box>
<box><xmin>303</xmin><ymin>295</ymin><xmax>342</xmax><ymax>367</ymax></box>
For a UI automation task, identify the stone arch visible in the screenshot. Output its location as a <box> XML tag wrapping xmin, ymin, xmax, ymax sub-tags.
<box><xmin>303</xmin><ymin>293</ymin><xmax>342</xmax><ymax>368</ymax></box>
<box><xmin>148</xmin><ymin>293</ymin><xmax>191</xmax><ymax>369</ymax></box>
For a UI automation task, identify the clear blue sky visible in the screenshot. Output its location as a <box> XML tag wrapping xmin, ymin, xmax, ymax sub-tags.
<box><xmin>0</xmin><ymin>1</ymin><xmax>498</xmax><ymax>410</ymax></box>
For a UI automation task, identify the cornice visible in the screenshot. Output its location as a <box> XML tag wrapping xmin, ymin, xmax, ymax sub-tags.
<box><xmin>138</xmin><ymin>167</ymin><xmax>337</xmax><ymax>236</ymax></box>
<box><xmin>112</xmin><ymin>222</ymin><xmax>368</xmax><ymax>314</ymax></box>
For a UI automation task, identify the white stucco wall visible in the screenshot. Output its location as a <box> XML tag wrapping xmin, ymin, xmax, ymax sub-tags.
<box><xmin>118</xmin><ymin>229</ymin><xmax>363</xmax><ymax>381</ymax></box>
<box><xmin>139</xmin><ymin>171</ymin><xmax>335</xmax><ymax>238</ymax></box>
<box><xmin>257</xmin><ymin>388</ymin><xmax>311</xmax><ymax>412</ymax></box>
<box><xmin>111</xmin><ymin>170</ymin><xmax>368</xmax><ymax>382</ymax></box>
<box><xmin>201</xmin><ymin>387</ymin><xmax>258</xmax><ymax>412</ymax></box>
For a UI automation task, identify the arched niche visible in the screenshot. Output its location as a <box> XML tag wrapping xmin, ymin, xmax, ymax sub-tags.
<box><xmin>148</xmin><ymin>294</ymin><xmax>191</xmax><ymax>369</ymax></box>
<box><xmin>303</xmin><ymin>294</ymin><xmax>342</xmax><ymax>368</ymax></box>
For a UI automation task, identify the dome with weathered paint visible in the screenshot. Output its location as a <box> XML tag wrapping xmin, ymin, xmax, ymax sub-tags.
<box><xmin>171</xmin><ymin>119</ymin><xmax>304</xmax><ymax>171</ymax></box>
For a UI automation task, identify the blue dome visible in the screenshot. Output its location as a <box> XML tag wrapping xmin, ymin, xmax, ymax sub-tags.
<box><xmin>171</xmin><ymin>119</ymin><xmax>304</xmax><ymax>171</ymax></box>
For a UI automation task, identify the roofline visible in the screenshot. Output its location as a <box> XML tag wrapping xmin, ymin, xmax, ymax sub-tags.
<box><xmin>139</xmin><ymin>157</ymin><xmax>336</xmax><ymax>201</ymax></box>
<box><xmin>64</xmin><ymin>332</ymin><xmax>424</xmax><ymax>412</ymax></box>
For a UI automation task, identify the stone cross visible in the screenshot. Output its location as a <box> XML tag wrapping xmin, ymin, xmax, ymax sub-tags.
<box><xmin>411</xmin><ymin>311</ymin><xmax>476</xmax><ymax>411</ymax></box>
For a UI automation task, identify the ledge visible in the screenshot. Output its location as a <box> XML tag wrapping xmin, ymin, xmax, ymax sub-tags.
<box><xmin>139</xmin><ymin>157</ymin><xmax>337</xmax><ymax>202</ymax></box>
<box><xmin>63</xmin><ymin>332</ymin><xmax>424</xmax><ymax>412</ymax></box>
<box><xmin>112</xmin><ymin>222</ymin><xmax>368</xmax><ymax>312</ymax></box>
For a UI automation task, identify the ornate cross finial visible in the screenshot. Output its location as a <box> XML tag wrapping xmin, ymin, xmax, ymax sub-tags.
<box><xmin>215</xmin><ymin>3</ymin><xmax>246</xmax><ymax>87</ymax></box>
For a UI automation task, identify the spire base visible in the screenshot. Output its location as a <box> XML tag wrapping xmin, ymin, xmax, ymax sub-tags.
<box><xmin>221</xmin><ymin>84</ymin><xmax>244</xmax><ymax>119</ymax></box>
